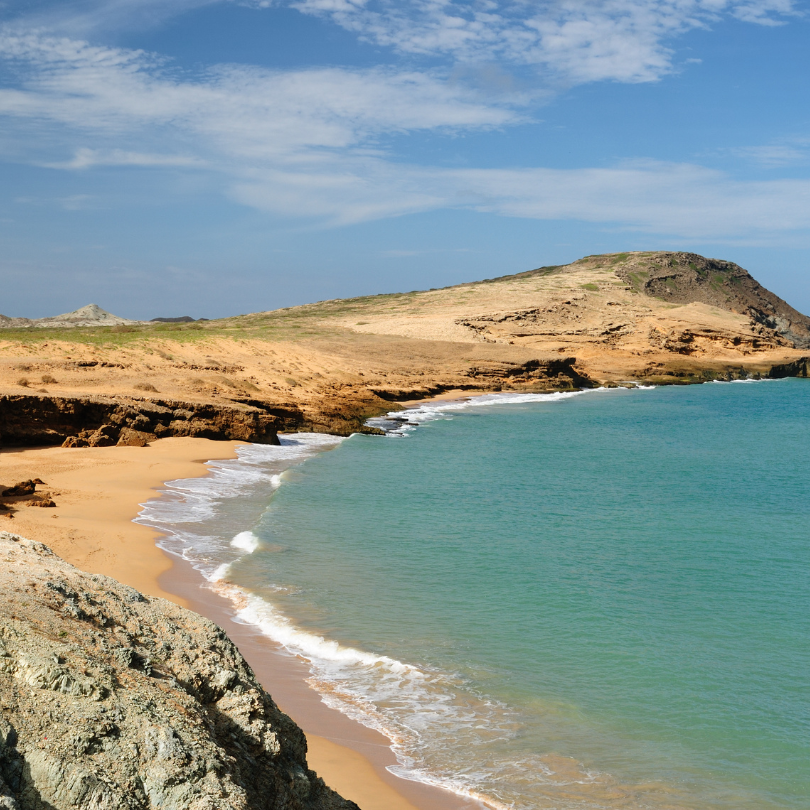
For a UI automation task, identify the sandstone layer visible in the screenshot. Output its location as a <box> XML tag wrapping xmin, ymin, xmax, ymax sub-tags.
<box><xmin>0</xmin><ymin>531</ymin><xmax>358</xmax><ymax>810</ymax></box>
<box><xmin>1</xmin><ymin>251</ymin><xmax>808</xmax><ymax>445</ymax></box>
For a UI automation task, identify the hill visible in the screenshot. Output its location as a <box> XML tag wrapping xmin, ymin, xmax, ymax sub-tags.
<box><xmin>0</xmin><ymin>304</ymin><xmax>140</xmax><ymax>330</ymax></box>
<box><xmin>1</xmin><ymin>251</ymin><xmax>808</xmax><ymax>445</ymax></box>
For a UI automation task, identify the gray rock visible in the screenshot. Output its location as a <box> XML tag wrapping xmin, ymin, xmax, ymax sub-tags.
<box><xmin>0</xmin><ymin>532</ymin><xmax>358</xmax><ymax>810</ymax></box>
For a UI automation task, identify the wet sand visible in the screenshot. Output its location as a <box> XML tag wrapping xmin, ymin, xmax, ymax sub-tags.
<box><xmin>0</xmin><ymin>438</ymin><xmax>482</xmax><ymax>810</ymax></box>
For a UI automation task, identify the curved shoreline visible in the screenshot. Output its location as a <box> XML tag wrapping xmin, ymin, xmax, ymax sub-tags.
<box><xmin>0</xmin><ymin>435</ymin><xmax>480</xmax><ymax>810</ymax></box>
<box><xmin>135</xmin><ymin>432</ymin><xmax>492</xmax><ymax>810</ymax></box>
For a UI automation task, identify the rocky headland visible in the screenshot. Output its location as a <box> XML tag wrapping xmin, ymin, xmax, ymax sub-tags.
<box><xmin>1</xmin><ymin>251</ymin><xmax>809</xmax><ymax>446</ymax></box>
<box><xmin>0</xmin><ymin>531</ymin><xmax>358</xmax><ymax>810</ymax></box>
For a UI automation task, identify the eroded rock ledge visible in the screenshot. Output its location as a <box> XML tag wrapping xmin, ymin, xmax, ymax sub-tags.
<box><xmin>0</xmin><ymin>532</ymin><xmax>358</xmax><ymax>810</ymax></box>
<box><xmin>0</xmin><ymin>395</ymin><xmax>297</xmax><ymax>448</ymax></box>
<box><xmin>0</xmin><ymin>356</ymin><xmax>592</xmax><ymax>447</ymax></box>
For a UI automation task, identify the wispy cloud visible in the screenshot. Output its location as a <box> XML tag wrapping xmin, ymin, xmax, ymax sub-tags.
<box><xmin>43</xmin><ymin>148</ymin><xmax>206</xmax><ymax>169</ymax></box>
<box><xmin>0</xmin><ymin>10</ymin><xmax>808</xmax><ymax>242</ymax></box>
<box><xmin>3</xmin><ymin>0</ymin><xmax>221</xmax><ymax>37</ymax></box>
<box><xmin>446</xmin><ymin>161</ymin><xmax>810</xmax><ymax>238</ymax></box>
<box><xmin>8</xmin><ymin>0</ymin><xmax>799</xmax><ymax>85</ymax></box>
<box><xmin>227</xmin><ymin>159</ymin><xmax>810</xmax><ymax>237</ymax></box>
<box><xmin>0</xmin><ymin>30</ymin><xmax>521</xmax><ymax>156</ymax></box>
<box><xmin>730</xmin><ymin>141</ymin><xmax>810</xmax><ymax>168</ymax></box>
<box><xmin>249</xmin><ymin>0</ymin><xmax>798</xmax><ymax>83</ymax></box>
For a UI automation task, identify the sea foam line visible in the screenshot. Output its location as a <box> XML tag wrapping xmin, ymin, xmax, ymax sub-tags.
<box><xmin>367</xmin><ymin>385</ymin><xmax>653</xmax><ymax>436</ymax></box>
<box><xmin>135</xmin><ymin>397</ymin><xmax>653</xmax><ymax>809</ymax></box>
<box><xmin>133</xmin><ymin>427</ymin><xmax>524</xmax><ymax>807</ymax></box>
<box><xmin>209</xmin><ymin>579</ymin><xmax>517</xmax><ymax>810</ymax></box>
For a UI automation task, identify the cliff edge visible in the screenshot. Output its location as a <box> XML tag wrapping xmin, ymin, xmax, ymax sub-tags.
<box><xmin>0</xmin><ymin>531</ymin><xmax>358</xmax><ymax>810</ymax></box>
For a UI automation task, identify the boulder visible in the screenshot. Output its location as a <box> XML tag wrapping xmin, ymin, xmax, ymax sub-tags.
<box><xmin>116</xmin><ymin>428</ymin><xmax>155</xmax><ymax>447</ymax></box>
<box><xmin>0</xmin><ymin>482</ymin><xmax>35</xmax><ymax>497</ymax></box>
<box><xmin>0</xmin><ymin>532</ymin><xmax>358</xmax><ymax>810</ymax></box>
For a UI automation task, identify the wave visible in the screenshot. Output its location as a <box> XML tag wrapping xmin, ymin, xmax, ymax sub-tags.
<box><xmin>231</xmin><ymin>530</ymin><xmax>261</xmax><ymax>553</ymax></box>
<box><xmin>134</xmin><ymin>433</ymin><xmax>344</xmax><ymax>579</ymax></box>
<box><xmin>366</xmin><ymin>386</ymin><xmax>653</xmax><ymax>436</ymax></box>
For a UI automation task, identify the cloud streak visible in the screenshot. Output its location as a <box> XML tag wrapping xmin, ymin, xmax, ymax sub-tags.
<box><xmin>0</xmin><ymin>14</ymin><xmax>808</xmax><ymax>242</ymax></box>
<box><xmin>252</xmin><ymin>0</ymin><xmax>799</xmax><ymax>83</ymax></box>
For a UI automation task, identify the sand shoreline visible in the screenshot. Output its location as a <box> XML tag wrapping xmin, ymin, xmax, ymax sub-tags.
<box><xmin>0</xmin><ymin>436</ymin><xmax>481</xmax><ymax>810</ymax></box>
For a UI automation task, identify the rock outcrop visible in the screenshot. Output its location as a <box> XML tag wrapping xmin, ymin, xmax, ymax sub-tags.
<box><xmin>768</xmin><ymin>356</ymin><xmax>810</xmax><ymax>378</ymax></box>
<box><xmin>0</xmin><ymin>357</ymin><xmax>592</xmax><ymax>446</ymax></box>
<box><xmin>0</xmin><ymin>396</ymin><xmax>290</xmax><ymax>448</ymax></box>
<box><xmin>0</xmin><ymin>532</ymin><xmax>358</xmax><ymax>810</ymax></box>
<box><xmin>0</xmin><ymin>305</ymin><xmax>140</xmax><ymax>330</ymax></box>
<box><xmin>614</xmin><ymin>252</ymin><xmax>810</xmax><ymax>348</ymax></box>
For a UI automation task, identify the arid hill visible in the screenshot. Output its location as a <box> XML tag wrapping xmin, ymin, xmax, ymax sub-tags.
<box><xmin>1</xmin><ymin>251</ymin><xmax>808</xmax><ymax>445</ymax></box>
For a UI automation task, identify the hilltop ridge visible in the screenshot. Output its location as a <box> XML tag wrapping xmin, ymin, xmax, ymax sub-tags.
<box><xmin>0</xmin><ymin>251</ymin><xmax>808</xmax><ymax>444</ymax></box>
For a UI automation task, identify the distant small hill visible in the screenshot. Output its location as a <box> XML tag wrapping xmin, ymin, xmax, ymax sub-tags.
<box><xmin>151</xmin><ymin>316</ymin><xmax>197</xmax><ymax>323</ymax></box>
<box><xmin>0</xmin><ymin>304</ymin><xmax>140</xmax><ymax>329</ymax></box>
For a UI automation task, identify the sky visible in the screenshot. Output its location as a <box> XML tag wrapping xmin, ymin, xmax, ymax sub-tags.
<box><xmin>1</xmin><ymin>0</ymin><xmax>809</xmax><ymax>320</ymax></box>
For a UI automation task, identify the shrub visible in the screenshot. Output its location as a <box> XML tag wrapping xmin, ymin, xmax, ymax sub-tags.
<box><xmin>41</xmin><ymin>374</ymin><xmax>57</xmax><ymax>384</ymax></box>
<box><xmin>133</xmin><ymin>382</ymin><xmax>158</xmax><ymax>392</ymax></box>
<box><xmin>17</xmin><ymin>378</ymin><xmax>29</xmax><ymax>387</ymax></box>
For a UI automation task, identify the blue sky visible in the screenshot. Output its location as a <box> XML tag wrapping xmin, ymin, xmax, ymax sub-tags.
<box><xmin>1</xmin><ymin>0</ymin><xmax>809</xmax><ymax>319</ymax></box>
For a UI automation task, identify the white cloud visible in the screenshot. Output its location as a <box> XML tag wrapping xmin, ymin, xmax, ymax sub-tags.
<box><xmin>224</xmin><ymin>159</ymin><xmax>810</xmax><ymax>237</ymax></box>
<box><xmin>447</xmin><ymin>161</ymin><xmax>810</xmax><ymax>238</ymax></box>
<box><xmin>730</xmin><ymin>142</ymin><xmax>810</xmax><ymax>168</ymax></box>
<box><xmin>3</xmin><ymin>0</ymin><xmax>221</xmax><ymax>38</ymax></box>
<box><xmin>44</xmin><ymin>148</ymin><xmax>206</xmax><ymax>169</ymax></box>
<box><xmin>9</xmin><ymin>0</ymin><xmax>798</xmax><ymax>86</ymax></box>
<box><xmin>255</xmin><ymin>0</ymin><xmax>799</xmax><ymax>84</ymax></box>
<box><xmin>0</xmin><ymin>29</ymin><xmax>521</xmax><ymax>160</ymax></box>
<box><xmin>1</xmin><ymin>25</ymin><xmax>809</xmax><ymax>241</ymax></box>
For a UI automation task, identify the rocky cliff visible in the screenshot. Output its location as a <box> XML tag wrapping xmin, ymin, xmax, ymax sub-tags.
<box><xmin>0</xmin><ymin>356</ymin><xmax>591</xmax><ymax>446</ymax></box>
<box><xmin>614</xmin><ymin>252</ymin><xmax>810</xmax><ymax>348</ymax></box>
<box><xmin>0</xmin><ymin>395</ymin><xmax>292</xmax><ymax>448</ymax></box>
<box><xmin>0</xmin><ymin>532</ymin><xmax>358</xmax><ymax>810</ymax></box>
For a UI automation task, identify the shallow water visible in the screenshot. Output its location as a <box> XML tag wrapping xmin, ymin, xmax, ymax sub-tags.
<box><xmin>138</xmin><ymin>380</ymin><xmax>810</xmax><ymax>810</ymax></box>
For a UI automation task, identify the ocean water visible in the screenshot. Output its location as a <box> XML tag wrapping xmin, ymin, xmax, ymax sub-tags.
<box><xmin>137</xmin><ymin>380</ymin><xmax>810</xmax><ymax>810</ymax></box>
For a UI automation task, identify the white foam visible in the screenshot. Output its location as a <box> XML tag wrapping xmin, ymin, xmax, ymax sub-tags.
<box><xmin>211</xmin><ymin>582</ymin><xmax>517</xmax><ymax>809</ymax></box>
<box><xmin>134</xmin><ymin>433</ymin><xmax>343</xmax><ymax>546</ymax></box>
<box><xmin>231</xmin><ymin>530</ymin><xmax>261</xmax><ymax>553</ymax></box>
<box><xmin>367</xmin><ymin>386</ymin><xmax>649</xmax><ymax>436</ymax></box>
<box><xmin>709</xmin><ymin>377</ymin><xmax>777</xmax><ymax>384</ymax></box>
<box><xmin>209</xmin><ymin>562</ymin><xmax>231</xmax><ymax>583</ymax></box>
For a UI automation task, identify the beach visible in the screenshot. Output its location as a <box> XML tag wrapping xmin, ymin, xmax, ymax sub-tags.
<box><xmin>0</xmin><ymin>437</ymin><xmax>478</xmax><ymax>810</ymax></box>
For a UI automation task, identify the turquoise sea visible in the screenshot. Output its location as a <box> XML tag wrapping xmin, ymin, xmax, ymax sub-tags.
<box><xmin>138</xmin><ymin>380</ymin><xmax>810</xmax><ymax>810</ymax></box>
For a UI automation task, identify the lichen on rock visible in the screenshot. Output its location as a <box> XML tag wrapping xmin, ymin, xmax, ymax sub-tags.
<box><xmin>0</xmin><ymin>532</ymin><xmax>358</xmax><ymax>810</ymax></box>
